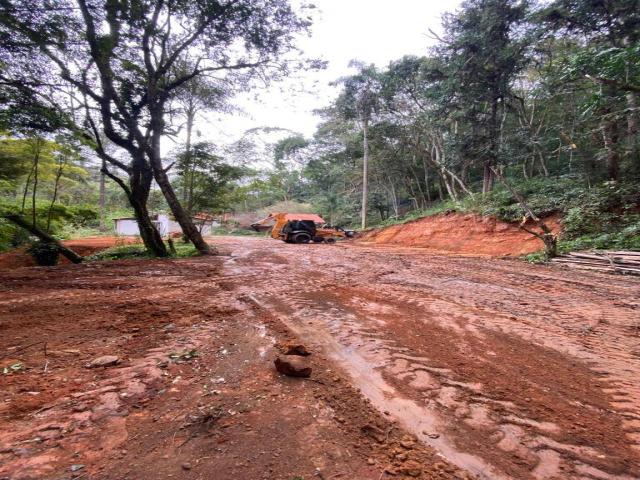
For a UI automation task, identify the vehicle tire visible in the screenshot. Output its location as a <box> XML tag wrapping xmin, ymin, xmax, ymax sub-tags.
<box><xmin>312</xmin><ymin>236</ymin><xmax>324</xmax><ymax>243</ymax></box>
<box><xmin>292</xmin><ymin>232</ymin><xmax>312</xmax><ymax>244</ymax></box>
<box><xmin>326</xmin><ymin>237</ymin><xmax>337</xmax><ymax>244</ymax></box>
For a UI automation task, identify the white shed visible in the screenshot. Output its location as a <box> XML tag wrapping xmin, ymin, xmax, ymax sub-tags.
<box><xmin>113</xmin><ymin>213</ymin><xmax>216</xmax><ymax>237</ymax></box>
<box><xmin>113</xmin><ymin>217</ymin><xmax>142</xmax><ymax>236</ymax></box>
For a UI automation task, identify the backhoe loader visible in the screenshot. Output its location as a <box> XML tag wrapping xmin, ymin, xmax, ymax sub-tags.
<box><xmin>251</xmin><ymin>212</ymin><xmax>354</xmax><ymax>244</ymax></box>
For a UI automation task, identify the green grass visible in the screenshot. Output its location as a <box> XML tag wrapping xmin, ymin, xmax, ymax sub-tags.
<box><xmin>57</xmin><ymin>224</ymin><xmax>108</xmax><ymax>240</ymax></box>
<box><xmin>87</xmin><ymin>242</ymin><xmax>200</xmax><ymax>261</ymax></box>
<box><xmin>210</xmin><ymin>226</ymin><xmax>264</xmax><ymax>237</ymax></box>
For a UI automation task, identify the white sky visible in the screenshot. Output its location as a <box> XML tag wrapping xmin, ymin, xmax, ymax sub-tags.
<box><xmin>197</xmin><ymin>0</ymin><xmax>462</xmax><ymax>149</ymax></box>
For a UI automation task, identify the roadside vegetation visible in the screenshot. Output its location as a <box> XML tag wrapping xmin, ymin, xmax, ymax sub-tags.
<box><xmin>88</xmin><ymin>243</ymin><xmax>200</xmax><ymax>262</ymax></box>
<box><xmin>371</xmin><ymin>176</ymin><xmax>640</xmax><ymax>256</ymax></box>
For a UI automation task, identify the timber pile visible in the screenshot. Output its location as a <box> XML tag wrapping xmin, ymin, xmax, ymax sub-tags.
<box><xmin>551</xmin><ymin>250</ymin><xmax>640</xmax><ymax>276</ymax></box>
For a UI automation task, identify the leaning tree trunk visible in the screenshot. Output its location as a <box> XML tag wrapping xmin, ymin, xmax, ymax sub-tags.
<box><xmin>98</xmin><ymin>150</ymin><xmax>167</xmax><ymax>257</ymax></box>
<box><xmin>5</xmin><ymin>214</ymin><xmax>83</xmax><ymax>264</ymax></box>
<box><xmin>147</xmin><ymin>105</ymin><xmax>211</xmax><ymax>255</ymax></box>
<box><xmin>148</xmin><ymin>152</ymin><xmax>212</xmax><ymax>255</ymax></box>
<box><xmin>490</xmin><ymin>167</ymin><xmax>557</xmax><ymax>259</ymax></box>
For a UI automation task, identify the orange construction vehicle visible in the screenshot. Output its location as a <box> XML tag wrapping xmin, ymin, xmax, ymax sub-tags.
<box><xmin>251</xmin><ymin>212</ymin><xmax>354</xmax><ymax>244</ymax></box>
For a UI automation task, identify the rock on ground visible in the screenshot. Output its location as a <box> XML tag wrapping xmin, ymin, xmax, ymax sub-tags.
<box><xmin>86</xmin><ymin>355</ymin><xmax>120</xmax><ymax>368</ymax></box>
<box><xmin>274</xmin><ymin>356</ymin><xmax>312</xmax><ymax>378</ymax></box>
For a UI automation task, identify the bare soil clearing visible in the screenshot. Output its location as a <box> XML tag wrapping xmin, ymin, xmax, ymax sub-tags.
<box><xmin>1</xmin><ymin>236</ymin><xmax>639</xmax><ymax>480</ymax></box>
<box><xmin>357</xmin><ymin>213</ymin><xmax>562</xmax><ymax>256</ymax></box>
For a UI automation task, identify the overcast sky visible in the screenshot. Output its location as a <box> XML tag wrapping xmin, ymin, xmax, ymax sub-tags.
<box><xmin>197</xmin><ymin>0</ymin><xmax>462</xmax><ymax>149</ymax></box>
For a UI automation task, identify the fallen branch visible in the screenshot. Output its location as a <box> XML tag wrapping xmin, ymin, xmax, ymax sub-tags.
<box><xmin>0</xmin><ymin>341</ymin><xmax>45</xmax><ymax>361</ymax></box>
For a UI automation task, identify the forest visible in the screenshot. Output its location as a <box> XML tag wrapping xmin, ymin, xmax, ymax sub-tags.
<box><xmin>0</xmin><ymin>0</ymin><xmax>639</xmax><ymax>257</ymax></box>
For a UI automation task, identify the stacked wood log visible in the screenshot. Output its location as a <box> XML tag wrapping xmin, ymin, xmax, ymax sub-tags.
<box><xmin>551</xmin><ymin>250</ymin><xmax>640</xmax><ymax>276</ymax></box>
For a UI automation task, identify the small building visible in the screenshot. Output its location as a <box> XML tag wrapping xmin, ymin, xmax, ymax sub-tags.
<box><xmin>113</xmin><ymin>213</ymin><xmax>217</xmax><ymax>237</ymax></box>
<box><xmin>113</xmin><ymin>217</ymin><xmax>142</xmax><ymax>236</ymax></box>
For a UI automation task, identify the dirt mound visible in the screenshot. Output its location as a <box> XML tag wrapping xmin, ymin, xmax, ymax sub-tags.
<box><xmin>357</xmin><ymin>212</ymin><xmax>561</xmax><ymax>256</ymax></box>
<box><xmin>0</xmin><ymin>236</ymin><xmax>140</xmax><ymax>270</ymax></box>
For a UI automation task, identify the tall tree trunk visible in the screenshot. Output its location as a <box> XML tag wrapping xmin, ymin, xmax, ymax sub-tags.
<box><xmin>361</xmin><ymin>117</ymin><xmax>369</xmax><ymax>229</ymax></box>
<box><xmin>602</xmin><ymin>117</ymin><xmax>620</xmax><ymax>180</ymax></box>
<box><xmin>99</xmin><ymin>163</ymin><xmax>106</xmax><ymax>231</ymax></box>
<box><xmin>390</xmin><ymin>183</ymin><xmax>399</xmax><ymax>217</ymax></box>
<box><xmin>483</xmin><ymin>162</ymin><xmax>495</xmax><ymax>193</ymax></box>
<box><xmin>128</xmin><ymin>166</ymin><xmax>169</xmax><ymax>257</ymax></box>
<box><xmin>440</xmin><ymin>168</ymin><xmax>457</xmax><ymax>201</ymax></box>
<box><xmin>423</xmin><ymin>159</ymin><xmax>432</xmax><ymax>203</ymax></box>
<box><xmin>184</xmin><ymin>104</ymin><xmax>198</xmax><ymax>213</ymax></box>
<box><xmin>437</xmin><ymin>179</ymin><xmax>444</xmax><ymax>201</ymax></box>
<box><xmin>21</xmin><ymin>162</ymin><xmax>35</xmax><ymax>213</ymax></box>
<box><xmin>483</xmin><ymin>99</ymin><xmax>499</xmax><ymax>193</ymax></box>
<box><xmin>152</xmin><ymin>164</ymin><xmax>212</xmax><ymax>254</ymax></box>
<box><xmin>46</xmin><ymin>157</ymin><xmax>65</xmax><ymax>232</ymax></box>
<box><xmin>183</xmin><ymin>106</ymin><xmax>195</xmax><ymax>204</ymax></box>
<box><xmin>410</xmin><ymin>164</ymin><xmax>426</xmax><ymax>207</ymax></box>
<box><xmin>537</xmin><ymin>149</ymin><xmax>549</xmax><ymax>177</ymax></box>
<box><xmin>31</xmin><ymin>138</ymin><xmax>41</xmax><ymax>228</ymax></box>
<box><xmin>627</xmin><ymin>91</ymin><xmax>640</xmax><ymax>175</ymax></box>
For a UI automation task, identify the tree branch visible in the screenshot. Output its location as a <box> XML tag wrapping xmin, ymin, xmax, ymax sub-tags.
<box><xmin>585</xmin><ymin>74</ymin><xmax>640</xmax><ymax>93</ymax></box>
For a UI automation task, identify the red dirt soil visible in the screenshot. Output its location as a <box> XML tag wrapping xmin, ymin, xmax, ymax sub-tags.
<box><xmin>0</xmin><ymin>244</ymin><xmax>467</xmax><ymax>480</ymax></box>
<box><xmin>357</xmin><ymin>212</ymin><xmax>562</xmax><ymax>256</ymax></box>
<box><xmin>1</xmin><ymin>236</ymin><xmax>638</xmax><ymax>480</ymax></box>
<box><xmin>0</xmin><ymin>236</ymin><xmax>140</xmax><ymax>270</ymax></box>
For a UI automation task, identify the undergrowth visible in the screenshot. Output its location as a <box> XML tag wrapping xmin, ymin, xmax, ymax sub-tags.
<box><xmin>88</xmin><ymin>242</ymin><xmax>200</xmax><ymax>261</ymax></box>
<box><xmin>210</xmin><ymin>226</ymin><xmax>264</xmax><ymax>237</ymax></box>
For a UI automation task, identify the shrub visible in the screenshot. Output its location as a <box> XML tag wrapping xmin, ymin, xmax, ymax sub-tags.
<box><xmin>26</xmin><ymin>241</ymin><xmax>60</xmax><ymax>266</ymax></box>
<box><xmin>88</xmin><ymin>242</ymin><xmax>200</xmax><ymax>261</ymax></box>
<box><xmin>89</xmin><ymin>244</ymin><xmax>150</xmax><ymax>261</ymax></box>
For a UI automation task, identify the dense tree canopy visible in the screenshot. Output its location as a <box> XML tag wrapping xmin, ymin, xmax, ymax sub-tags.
<box><xmin>0</xmin><ymin>0</ymin><xmax>315</xmax><ymax>255</ymax></box>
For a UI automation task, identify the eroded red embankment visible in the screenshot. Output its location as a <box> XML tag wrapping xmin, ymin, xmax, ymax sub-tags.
<box><xmin>357</xmin><ymin>212</ymin><xmax>561</xmax><ymax>256</ymax></box>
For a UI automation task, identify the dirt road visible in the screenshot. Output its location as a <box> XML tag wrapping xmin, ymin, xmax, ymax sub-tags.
<box><xmin>1</xmin><ymin>236</ymin><xmax>639</xmax><ymax>480</ymax></box>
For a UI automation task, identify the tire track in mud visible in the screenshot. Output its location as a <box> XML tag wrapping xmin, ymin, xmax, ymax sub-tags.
<box><xmin>216</xmin><ymin>237</ymin><xmax>640</xmax><ymax>480</ymax></box>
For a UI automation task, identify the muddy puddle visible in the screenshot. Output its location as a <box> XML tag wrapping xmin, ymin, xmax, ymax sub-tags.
<box><xmin>246</xmin><ymin>293</ymin><xmax>504</xmax><ymax>479</ymax></box>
